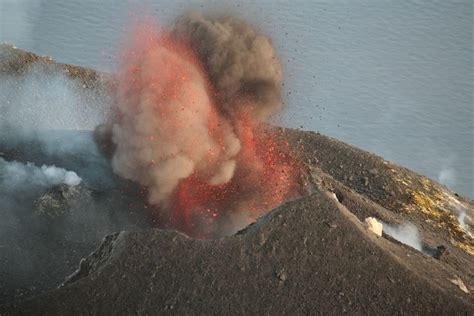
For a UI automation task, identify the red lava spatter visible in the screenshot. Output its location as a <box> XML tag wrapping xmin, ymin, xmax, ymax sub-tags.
<box><xmin>115</xmin><ymin>21</ymin><xmax>300</xmax><ymax>238</ymax></box>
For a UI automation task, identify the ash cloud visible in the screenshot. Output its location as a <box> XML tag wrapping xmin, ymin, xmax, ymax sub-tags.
<box><xmin>108</xmin><ymin>26</ymin><xmax>241</xmax><ymax>205</ymax></box>
<box><xmin>97</xmin><ymin>13</ymin><xmax>295</xmax><ymax>237</ymax></box>
<box><xmin>172</xmin><ymin>12</ymin><xmax>283</xmax><ymax>121</ymax></box>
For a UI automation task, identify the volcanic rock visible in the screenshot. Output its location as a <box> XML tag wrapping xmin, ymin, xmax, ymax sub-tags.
<box><xmin>34</xmin><ymin>184</ymin><xmax>88</xmax><ymax>218</ymax></box>
<box><xmin>364</xmin><ymin>217</ymin><xmax>383</xmax><ymax>237</ymax></box>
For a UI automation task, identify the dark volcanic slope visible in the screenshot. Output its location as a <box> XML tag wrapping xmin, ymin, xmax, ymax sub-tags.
<box><xmin>281</xmin><ymin>127</ymin><xmax>474</xmax><ymax>257</ymax></box>
<box><xmin>1</xmin><ymin>45</ymin><xmax>473</xmax><ymax>314</ymax></box>
<box><xmin>2</xmin><ymin>192</ymin><xmax>473</xmax><ymax>315</ymax></box>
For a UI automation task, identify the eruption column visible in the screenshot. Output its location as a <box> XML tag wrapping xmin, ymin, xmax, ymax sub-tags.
<box><xmin>102</xmin><ymin>15</ymin><xmax>300</xmax><ymax>238</ymax></box>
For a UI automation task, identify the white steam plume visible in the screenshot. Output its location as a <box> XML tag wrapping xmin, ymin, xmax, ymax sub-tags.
<box><xmin>0</xmin><ymin>60</ymin><xmax>109</xmax><ymax>134</ymax></box>
<box><xmin>458</xmin><ymin>210</ymin><xmax>467</xmax><ymax>230</ymax></box>
<box><xmin>0</xmin><ymin>45</ymin><xmax>154</xmax><ymax>300</ymax></box>
<box><xmin>383</xmin><ymin>222</ymin><xmax>423</xmax><ymax>252</ymax></box>
<box><xmin>0</xmin><ymin>158</ymin><xmax>81</xmax><ymax>189</ymax></box>
<box><xmin>438</xmin><ymin>167</ymin><xmax>456</xmax><ymax>189</ymax></box>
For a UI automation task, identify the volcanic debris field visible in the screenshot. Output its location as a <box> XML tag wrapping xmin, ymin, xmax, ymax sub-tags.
<box><xmin>0</xmin><ymin>15</ymin><xmax>474</xmax><ymax>315</ymax></box>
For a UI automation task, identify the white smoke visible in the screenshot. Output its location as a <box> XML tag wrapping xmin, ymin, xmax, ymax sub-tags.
<box><xmin>0</xmin><ymin>158</ymin><xmax>81</xmax><ymax>189</ymax></box>
<box><xmin>383</xmin><ymin>222</ymin><xmax>423</xmax><ymax>252</ymax></box>
<box><xmin>443</xmin><ymin>187</ymin><xmax>472</xmax><ymax>236</ymax></box>
<box><xmin>437</xmin><ymin>155</ymin><xmax>458</xmax><ymax>193</ymax></box>
<box><xmin>438</xmin><ymin>167</ymin><xmax>456</xmax><ymax>189</ymax></box>
<box><xmin>0</xmin><ymin>45</ymin><xmax>115</xmax><ymax>187</ymax></box>
<box><xmin>437</xmin><ymin>160</ymin><xmax>473</xmax><ymax>235</ymax></box>
<box><xmin>0</xmin><ymin>63</ymin><xmax>109</xmax><ymax>132</ymax></box>
<box><xmin>458</xmin><ymin>210</ymin><xmax>467</xmax><ymax>230</ymax></box>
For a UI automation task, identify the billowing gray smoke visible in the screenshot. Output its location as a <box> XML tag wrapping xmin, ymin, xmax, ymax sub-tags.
<box><xmin>98</xmin><ymin>13</ymin><xmax>287</xmax><ymax>217</ymax></box>
<box><xmin>172</xmin><ymin>12</ymin><xmax>283</xmax><ymax>120</ymax></box>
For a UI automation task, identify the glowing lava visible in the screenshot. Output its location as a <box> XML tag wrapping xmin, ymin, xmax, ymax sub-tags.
<box><xmin>110</xmin><ymin>21</ymin><xmax>299</xmax><ymax>238</ymax></box>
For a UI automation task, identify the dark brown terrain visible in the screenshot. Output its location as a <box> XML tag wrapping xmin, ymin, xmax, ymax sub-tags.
<box><xmin>0</xmin><ymin>45</ymin><xmax>472</xmax><ymax>315</ymax></box>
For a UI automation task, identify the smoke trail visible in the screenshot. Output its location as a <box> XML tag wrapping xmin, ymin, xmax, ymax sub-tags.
<box><xmin>0</xmin><ymin>63</ymin><xmax>109</xmax><ymax>132</ymax></box>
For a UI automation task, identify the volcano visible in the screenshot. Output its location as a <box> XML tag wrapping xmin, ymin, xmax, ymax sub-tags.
<box><xmin>0</xmin><ymin>44</ymin><xmax>473</xmax><ymax>314</ymax></box>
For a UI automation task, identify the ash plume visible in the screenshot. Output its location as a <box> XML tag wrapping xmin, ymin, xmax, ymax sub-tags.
<box><xmin>99</xmin><ymin>13</ymin><xmax>297</xmax><ymax>237</ymax></box>
<box><xmin>109</xmin><ymin>24</ymin><xmax>241</xmax><ymax>206</ymax></box>
<box><xmin>172</xmin><ymin>12</ymin><xmax>283</xmax><ymax>121</ymax></box>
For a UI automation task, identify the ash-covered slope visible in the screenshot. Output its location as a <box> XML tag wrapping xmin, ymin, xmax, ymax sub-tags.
<box><xmin>2</xmin><ymin>191</ymin><xmax>473</xmax><ymax>314</ymax></box>
<box><xmin>1</xmin><ymin>45</ymin><xmax>473</xmax><ymax>314</ymax></box>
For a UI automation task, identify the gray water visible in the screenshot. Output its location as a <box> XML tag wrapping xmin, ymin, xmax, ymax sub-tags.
<box><xmin>1</xmin><ymin>0</ymin><xmax>473</xmax><ymax>198</ymax></box>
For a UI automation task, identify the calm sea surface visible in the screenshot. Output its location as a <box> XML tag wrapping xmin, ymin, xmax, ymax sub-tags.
<box><xmin>1</xmin><ymin>0</ymin><xmax>473</xmax><ymax>198</ymax></box>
